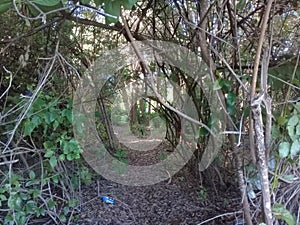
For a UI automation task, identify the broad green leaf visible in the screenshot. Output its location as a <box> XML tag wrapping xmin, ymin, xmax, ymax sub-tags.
<box><xmin>226</xmin><ymin>92</ymin><xmax>236</xmax><ymax>115</ymax></box>
<box><xmin>296</xmin><ymin>124</ymin><xmax>300</xmax><ymax>135</ymax></box>
<box><xmin>287</xmin><ymin>115</ymin><xmax>299</xmax><ymax>127</ymax></box>
<box><xmin>52</xmin><ymin>175</ymin><xmax>59</xmax><ymax>183</ymax></box>
<box><xmin>45</xmin><ymin>111</ymin><xmax>58</xmax><ymax>124</ymax></box>
<box><xmin>32</xmin><ymin>189</ymin><xmax>40</xmax><ymax>199</ymax></box>
<box><xmin>290</xmin><ymin>139</ymin><xmax>300</xmax><ymax>156</ymax></box>
<box><xmin>81</xmin><ymin>0</ymin><xmax>90</xmax><ymax>4</ymax></box>
<box><xmin>278</xmin><ymin>142</ymin><xmax>290</xmax><ymax>158</ymax></box>
<box><xmin>31</xmin><ymin>0</ymin><xmax>61</xmax><ymax>7</ymax></box>
<box><xmin>277</xmin><ymin>116</ymin><xmax>286</xmax><ymax>126</ymax></box>
<box><xmin>271</xmin><ymin>125</ymin><xmax>281</xmax><ymax>139</ymax></box>
<box><xmin>122</xmin><ymin>0</ymin><xmax>137</xmax><ymax>9</ymax></box>
<box><xmin>287</xmin><ymin>125</ymin><xmax>296</xmax><ymax>140</ymax></box>
<box><xmin>95</xmin><ymin>0</ymin><xmax>104</xmax><ymax>7</ymax></box>
<box><xmin>43</xmin><ymin>141</ymin><xmax>55</xmax><ymax>150</ymax></box>
<box><xmin>5</xmin><ymin>214</ymin><xmax>14</xmax><ymax>223</ymax></box>
<box><xmin>104</xmin><ymin>0</ymin><xmax>120</xmax><ymax>24</ymax></box>
<box><xmin>272</xmin><ymin>203</ymin><xmax>295</xmax><ymax>225</ymax></box>
<box><xmin>66</xmin><ymin>153</ymin><xmax>74</xmax><ymax>160</ymax></box>
<box><xmin>219</xmin><ymin>78</ymin><xmax>232</xmax><ymax>93</ymax></box>
<box><xmin>0</xmin><ymin>1</ymin><xmax>13</xmax><ymax>13</ymax></box>
<box><xmin>49</xmin><ymin>156</ymin><xmax>57</xmax><ymax>168</ymax></box>
<box><xmin>28</xmin><ymin>0</ymin><xmax>62</xmax><ymax>14</ymax></box>
<box><xmin>198</xmin><ymin>127</ymin><xmax>209</xmax><ymax>137</ymax></box>
<box><xmin>31</xmin><ymin>115</ymin><xmax>42</xmax><ymax>127</ymax></box>
<box><xmin>47</xmin><ymin>199</ymin><xmax>56</xmax><ymax>209</ymax></box>
<box><xmin>59</xmin><ymin>214</ymin><xmax>67</xmax><ymax>222</ymax></box>
<box><xmin>62</xmin><ymin>109</ymin><xmax>72</xmax><ymax>123</ymax></box>
<box><xmin>0</xmin><ymin>194</ymin><xmax>7</xmax><ymax>201</ymax></box>
<box><xmin>29</xmin><ymin>170</ymin><xmax>36</xmax><ymax>179</ymax></box>
<box><xmin>213</xmin><ymin>80</ymin><xmax>222</xmax><ymax>90</ymax></box>
<box><xmin>283</xmin><ymin>174</ymin><xmax>296</xmax><ymax>181</ymax></box>
<box><xmin>237</xmin><ymin>0</ymin><xmax>246</xmax><ymax>10</ymax></box>
<box><xmin>227</xmin><ymin>93</ymin><xmax>236</xmax><ymax>106</ymax></box>
<box><xmin>53</xmin><ymin>120</ymin><xmax>60</xmax><ymax>129</ymax></box>
<box><xmin>59</xmin><ymin>154</ymin><xmax>65</xmax><ymax>161</ymax></box>
<box><xmin>44</xmin><ymin>150</ymin><xmax>54</xmax><ymax>158</ymax></box>
<box><xmin>294</xmin><ymin>103</ymin><xmax>300</xmax><ymax>113</ymax></box>
<box><xmin>24</xmin><ymin>120</ymin><xmax>35</xmax><ymax>136</ymax></box>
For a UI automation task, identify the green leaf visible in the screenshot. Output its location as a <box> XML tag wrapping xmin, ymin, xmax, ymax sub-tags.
<box><xmin>53</xmin><ymin>120</ymin><xmax>60</xmax><ymax>129</ymax></box>
<box><xmin>45</xmin><ymin>110</ymin><xmax>58</xmax><ymax>124</ymax></box>
<box><xmin>95</xmin><ymin>0</ymin><xmax>104</xmax><ymax>7</ymax></box>
<box><xmin>0</xmin><ymin>194</ymin><xmax>7</xmax><ymax>201</ymax></box>
<box><xmin>59</xmin><ymin>214</ymin><xmax>67</xmax><ymax>222</ymax></box>
<box><xmin>5</xmin><ymin>214</ymin><xmax>14</xmax><ymax>223</ymax></box>
<box><xmin>29</xmin><ymin>170</ymin><xmax>36</xmax><ymax>179</ymax></box>
<box><xmin>0</xmin><ymin>1</ymin><xmax>13</xmax><ymax>13</ymax></box>
<box><xmin>122</xmin><ymin>0</ymin><xmax>137</xmax><ymax>9</ymax></box>
<box><xmin>293</xmin><ymin>102</ymin><xmax>300</xmax><ymax>113</ymax></box>
<box><xmin>219</xmin><ymin>78</ymin><xmax>232</xmax><ymax>93</ymax></box>
<box><xmin>62</xmin><ymin>109</ymin><xmax>72</xmax><ymax>123</ymax></box>
<box><xmin>49</xmin><ymin>156</ymin><xmax>57</xmax><ymax>168</ymax></box>
<box><xmin>290</xmin><ymin>139</ymin><xmax>300</xmax><ymax>156</ymax></box>
<box><xmin>278</xmin><ymin>142</ymin><xmax>290</xmax><ymax>158</ymax></box>
<box><xmin>43</xmin><ymin>141</ymin><xmax>55</xmax><ymax>150</ymax></box>
<box><xmin>287</xmin><ymin>115</ymin><xmax>299</xmax><ymax>127</ymax></box>
<box><xmin>213</xmin><ymin>80</ymin><xmax>222</xmax><ymax>90</ymax></box>
<box><xmin>31</xmin><ymin>0</ymin><xmax>61</xmax><ymax>7</ymax></box>
<box><xmin>226</xmin><ymin>92</ymin><xmax>236</xmax><ymax>115</ymax></box>
<box><xmin>271</xmin><ymin>125</ymin><xmax>281</xmax><ymax>139</ymax></box>
<box><xmin>104</xmin><ymin>0</ymin><xmax>120</xmax><ymax>24</ymax></box>
<box><xmin>237</xmin><ymin>0</ymin><xmax>246</xmax><ymax>10</ymax></box>
<box><xmin>59</xmin><ymin>154</ymin><xmax>65</xmax><ymax>161</ymax></box>
<box><xmin>66</xmin><ymin>153</ymin><xmax>73</xmax><ymax>160</ymax></box>
<box><xmin>277</xmin><ymin>116</ymin><xmax>287</xmax><ymax>126</ymax></box>
<box><xmin>272</xmin><ymin>203</ymin><xmax>295</xmax><ymax>225</ymax></box>
<box><xmin>287</xmin><ymin>125</ymin><xmax>296</xmax><ymax>140</ymax></box>
<box><xmin>296</xmin><ymin>124</ymin><xmax>300</xmax><ymax>135</ymax></box>
<box><xmin>24</xmin><ymin>120</ymin><xmax>36</xmax><ymax>136</ymax></box>
<box><xmin>31</xmin><ymin>115</ymin><xmax>42</xmax><ymax>127</ymax></box>
<box><xmin>226</xmin><ymin>92</ymin><xmax>236</xmax><ymax>106</ymax></box>
<box><xmin>81</xmin><ymin>0</ymin><xmax>90</xmax><ymax>4</ymax></box>
<box><xmin>32</xmin><ymin>189</ymin><xmax>40</xmax><ymax>199</ymax></box>
<box><xmin>47</xmin><ymin>199</ymin><xmax>56</xmax><ymax>209</ymax></box>
<box><xmin>68</xmin><ymin>199</ymin><xmax>78</xmax><ymax>207</ymax></box>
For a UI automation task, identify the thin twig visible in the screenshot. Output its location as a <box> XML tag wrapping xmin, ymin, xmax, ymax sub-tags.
<box><xmin>196</xmin><ymin>211</ymin><xmax>243</xmax><ymax>225</ymax></box>
<box><xmin>3</xmin><ymin>43</ymin><xmax>59</xmax><ymax>153</ymax></box>
<box><xmin>0</xmin><ymin>67</ymin><xmax>13</xmax><ymax>99</ymax></box>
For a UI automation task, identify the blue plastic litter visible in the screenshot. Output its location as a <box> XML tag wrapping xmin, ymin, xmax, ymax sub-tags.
<box><xmin>101</xmin><ymin>196</ymin><xmax>115</xmax><ymax>204</ymax></box>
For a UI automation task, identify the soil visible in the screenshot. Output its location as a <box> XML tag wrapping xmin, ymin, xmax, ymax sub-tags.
<box><xmin>68</xmin><ymin>126</ymin><xmax>244</xmax><ymax>225</ymax></box>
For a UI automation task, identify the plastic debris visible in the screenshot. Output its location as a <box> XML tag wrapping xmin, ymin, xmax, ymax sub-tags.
<box><xmin>101</xmin><ymin>196</ymin><xmax>115</xmax><ymax>204</ymax></box>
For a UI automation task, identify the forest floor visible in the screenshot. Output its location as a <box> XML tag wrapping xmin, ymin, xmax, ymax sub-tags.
<box><xmin>72</xmin><ymin>172</ymin><xmax>242</xmax><ymax>225</ymax></box>
<box><xmin>67</xmin><ymin>125</ymin><xmax>245</xmax><ymax>225</ymax></box>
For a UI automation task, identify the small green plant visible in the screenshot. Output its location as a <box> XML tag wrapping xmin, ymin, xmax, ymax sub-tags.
<box><xmin>70</xmin><ymin>165</ymin><xmax>94</xmax><ymax>188</ymax></box>
<box><xmin>23</xmin><ymin>93</ymin><xmax>83</xmax><ymax>168</ymax></box>
<box><xmin>112</xmin><ymin>149</ymin><xmax>128</xmax><ymax>174</ymax></box>
<box><xmin>277</xmin><ymin>103</ymin><xmax>300</xmax><ymax>161</ymax></box>
<box><xmin>159</xmin><ymin>151</ymin><xmax>168</xmax><ymax>160</ymax></box>
<box><xmin>272</xmin><ymin>204</ymin><xmax>295</xmax><ymax>225</ymax></box>
<box><xmin>0</xmin><ymin>92</ymin><xmax>92</xmax><ymax>224</ymax></box>
<box><xmin>114</xmin><ymin>149</ymin><xmax>128</xmax><ymax>163</ymax></box>
<box><xmin>198</xmin><ymin>185</ymin><xmax>207</xmax><ymax>201</ymax></box>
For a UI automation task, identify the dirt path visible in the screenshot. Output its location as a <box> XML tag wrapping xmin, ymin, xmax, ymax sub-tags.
<box><xmin>71</xmin><ymin>125</ymin><xmax>243</xmax><ymax>225</ymax></box>
<box><xmin>71</xmin><ymin>171</ymin><xmax>242</xmax><ymax>225</ymax></box>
